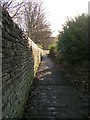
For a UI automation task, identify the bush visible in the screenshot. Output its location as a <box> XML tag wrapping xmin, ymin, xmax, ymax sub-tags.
<box><xmin>57</xmin><ymin>14</ymin><xmax>88</xmax><ymax>66</ymax></box>
<box><xmin>48</xmin><ymin>44</ymin><xmax>56</xmax><ymax>57</ymax></box>
<box><xmin>56</xmin><ymin>14</ymin><xmax>88</xmax><ymax>91</ymax></box>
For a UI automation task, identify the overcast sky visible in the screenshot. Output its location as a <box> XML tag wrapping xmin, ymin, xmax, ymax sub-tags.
<box><xmin>43</xmin><ymin>0</ymin><xmax>89</xmax><ymax>36</ymax></box>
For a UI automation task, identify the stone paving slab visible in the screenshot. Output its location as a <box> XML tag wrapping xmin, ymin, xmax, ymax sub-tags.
<box><xmin>23</xmin><ymin>55</ymin><xmax>88</xmax><ymax>119</ymax></box>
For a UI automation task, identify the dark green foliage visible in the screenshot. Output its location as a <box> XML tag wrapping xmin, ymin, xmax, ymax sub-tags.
<box><xmin>49</xmin><ymin>44</ymin><xmax>56</xmax><ymax>57</ymax></box>
<box><xmin>57</xmin><ymin>14</ymin><xmax>88</xmax><ymax>66</ymax></box>
<box><xmin>56</xmin><ymin>14</ymin><xmax>88</xmax><ymax>91</ymax></box>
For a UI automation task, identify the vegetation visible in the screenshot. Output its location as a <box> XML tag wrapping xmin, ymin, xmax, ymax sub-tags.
<box><xmin>57</xmin><ymin>14</ymin><xmax>88</xmax><ymax>66</ymax></box>
<box><xmin>2</xmin><ymin>0</ymin><xmax>52</xmax><ymax>48</ymax></box>
<box><xmin>2</xmin><ymin>0</ymin><xmax>88</xmax><ymax>92</ymax></box>
<box><xmin>24</xmin><ymin>0</ymin><xmax>52</xmax><ymax>46</ymax></box>
<box><xmin>49</xmin><ymin>43</ymin><xmax>56</xmax><ymax>56</ymax></box>
<box><xmin>50</xmin><ymin>14</ymin><xmax>88</xmax><ymax>92</ymax></box>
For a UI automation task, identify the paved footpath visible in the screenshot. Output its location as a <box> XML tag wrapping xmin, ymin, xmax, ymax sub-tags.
<box><xmin>23</xmin><ymin>55</ymin><xmax>88</xmax><ymax>119</ymax></box>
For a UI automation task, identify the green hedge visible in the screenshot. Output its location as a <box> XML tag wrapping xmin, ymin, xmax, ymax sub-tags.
<box><xmin>56</xmin><ymin>14</ymin><xmax>88</xmax><ymax>91</ymax></box>
<box><xmin>57</xmin><ymin>14</ymin><xmax>88</xmax><ymax>66</ymax></box>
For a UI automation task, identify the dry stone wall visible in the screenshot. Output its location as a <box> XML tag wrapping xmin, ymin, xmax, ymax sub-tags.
<box><xmin>2</xmin><ymin>8</ymin><xmax>43</xmax><ymax>118</ymax></box>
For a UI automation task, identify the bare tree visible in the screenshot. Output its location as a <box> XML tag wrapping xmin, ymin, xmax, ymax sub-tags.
<box><xmin>1</xmin><ymin>0</ymin><xmax>24</xmax><ymax>29</ymax></box>
<box><xmin>1</xmin><ymin>0</ymin><xmax>52</xmax><ymax>48</ymax></box>
<box><xmin>2</xmin><ymin>0</ymin><xmax>24</xmax><ymax>17</ymax></box>
<box><xmin>24</xmin><ymin>0</ymin><xmax>52</xmax><ymax>47</ymax></box>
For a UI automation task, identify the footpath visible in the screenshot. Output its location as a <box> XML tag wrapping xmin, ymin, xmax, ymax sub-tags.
<box><xmin>23</xmin><ymin>55</ymin><xmax>88</xmax><ymax>119</ymax></box>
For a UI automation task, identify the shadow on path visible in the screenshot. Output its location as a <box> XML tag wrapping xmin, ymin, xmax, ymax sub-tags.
<box><xmin>23</xmin><ymin>55</ymin><xmax>88</xmax><ymax>119</ymax></box>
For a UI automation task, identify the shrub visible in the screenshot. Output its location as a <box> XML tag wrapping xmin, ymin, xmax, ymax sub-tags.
<box><xmin>57</xmin><ymin>14</ymin><xmax>88</xmax><ymax>66</ymax></box>
<box><xmin>56</xmin><ymin>14</ymin><xmax>88</xmax><ymax>91</ymax></box>
<box><xmin>48</xmin><ymin>44</ymin><xmax>56</xmax><ymax>57</ymax></box>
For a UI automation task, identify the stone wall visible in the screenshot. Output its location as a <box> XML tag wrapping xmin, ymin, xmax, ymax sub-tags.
<box><xmin>0</xmin><ymin>4</ymin><xmax>2</xmax><ymax>120</ymax></box>
<box><xmin>2</xmin><ymin>8</ymin><xmax>43</xmax><ymax>118</ymax></box>
<box><xmin>28</xmin><ymin>38</ymin><xmax>43</xmax><ymax>75</ymax></box>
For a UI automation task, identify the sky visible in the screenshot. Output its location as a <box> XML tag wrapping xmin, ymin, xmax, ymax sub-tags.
<box><xmin>3</xmin><ymin>0</ymin><xmax>89</xmax><ymax>36</ymax></box>
<box><xmin>42</xmin><ymin>0</ymin><xmax>89</xmax><ymax>36</ymax></box>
